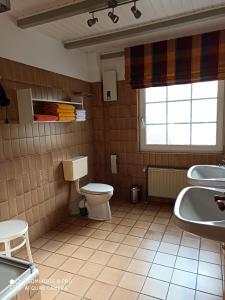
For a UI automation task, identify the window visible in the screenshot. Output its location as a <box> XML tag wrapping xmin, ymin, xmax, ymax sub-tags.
<box><xmin>139</xmin><ymin>80</ymin><xmax>224</xmax><ymax>152</ymax></box>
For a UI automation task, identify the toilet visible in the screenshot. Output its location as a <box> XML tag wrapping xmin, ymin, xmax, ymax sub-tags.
<box><xmin>63</xmin><ymin>156</ymin><xmax>113</xmax><ymax>220</ymax></box>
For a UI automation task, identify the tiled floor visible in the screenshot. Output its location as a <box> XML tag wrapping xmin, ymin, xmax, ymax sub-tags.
<box><xmin>17</xmin><ymin>200</ymin><xmax>224</xmax><ymax>300</ymax></box>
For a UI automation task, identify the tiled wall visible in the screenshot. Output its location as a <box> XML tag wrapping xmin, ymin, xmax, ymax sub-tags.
<box><xmin>0</xmin><ymin>57</ymin><xmax>94</xmax><ymax>241</ymax></box>
<box><xmin>92</xmin><ymin>80</ymin><xmax>224</xmax><ymax>201</ymax></box>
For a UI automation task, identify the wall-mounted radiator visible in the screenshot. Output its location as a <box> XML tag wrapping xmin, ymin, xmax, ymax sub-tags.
<box><xmin>148</xmin><ymin>167</ymin><xmax>188</xmax><ymax>199</ymax></box>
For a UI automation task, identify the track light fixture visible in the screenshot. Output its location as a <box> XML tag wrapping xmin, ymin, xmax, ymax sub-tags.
<box><xmin>131</xmin><ymin>1</ymin><xmax>142</xmax><ymax>19</ymax></box>
<box><xmin>87</xmin><ymin>12</ymin><xmax>98</xmax><ymax>27</ymax></box>
<box><xmin>87</xmin><ymin>0</ymin><xmax>142</xmax><ymax>27</ymax></box>
<box><xmin>108</xmin><ymin>8</ymin><xmax>119</xmax><ymax>23</ymax></box>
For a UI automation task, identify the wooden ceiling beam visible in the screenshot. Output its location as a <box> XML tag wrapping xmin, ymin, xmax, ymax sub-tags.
<box><xmin>64</xmin><ymin>6</ymin><xmax>225</xmax><ymax>49</ymax></box>
<box><xmin>17</xmin><ymin>0</ymin><xmax>126</xmax><ymax>29</ymax></box>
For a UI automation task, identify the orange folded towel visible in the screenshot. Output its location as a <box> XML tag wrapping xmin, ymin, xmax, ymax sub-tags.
<box><xmin>42</xmin><ymin>103</ymin><xmax>75</xmax><ymax>113</ymax></box>
<box><xmin>58</xmin><ymin>112</ymin><xmax>75</xmax><ymax>118</ymax></box>
<box><xmin>58</xmin><ymin>116</ymin><xmax>75</xmax><ymax>121</ymax></box>
<box><xmin>34</xmin><ymin>114</ymin><xmax>58</xmax><ymax>121</ymax></box>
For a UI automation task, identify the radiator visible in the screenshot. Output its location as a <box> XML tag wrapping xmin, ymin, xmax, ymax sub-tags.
<box><xmin>148</xmin><ymin>167</ymin><xmax>188</xmax><ymax>199</ymax></box>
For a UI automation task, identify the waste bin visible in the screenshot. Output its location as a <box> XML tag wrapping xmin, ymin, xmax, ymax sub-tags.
<box><xmin>130</xmin><ymin>185</ymin><xmax>142</xmax><ymax>204</ymax></box>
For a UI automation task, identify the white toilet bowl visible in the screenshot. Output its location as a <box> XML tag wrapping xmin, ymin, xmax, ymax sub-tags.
<box><xmin>81</xmin><ymin>183</ymin><xmax>113</xmax><ymax>221</ymax></box>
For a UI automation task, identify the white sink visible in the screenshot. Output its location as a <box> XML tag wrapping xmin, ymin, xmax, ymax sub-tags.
<box><xmin>187</xmin><ymin>165</ymin><xmax>225</xmax><ymax>188</ymax></box>
<box><xmin>174</xmin><ymin>186</ymin><xmax>225</xmax><ymax>242</ymax></box>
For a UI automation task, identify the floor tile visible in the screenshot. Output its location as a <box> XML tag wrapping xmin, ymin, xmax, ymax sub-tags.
<box><xmin>141</xmin><ymin>277</ymin><xmax>169</xmax><ymax>299</ymax></box>
<box><xmin>54</xmin><ymin>292</ymin><xmax>81</xmax><ymax>300</ymax></box>
<box><xmin>140</xmin><ymin>239</ymin><xmax>160</xmax><ymax>251</ymax></box>
<box><xmin>200</xmin><ymin>238</ymin><xmax>221</xmax><ymax>253</ymax></box>
<box><xmin>89</xmin><ymin>250</ymin><xmax>112</xmax><ymax>265</ymax></box>
<box><xmin>31</xmin><ymin>238</ymin><xmax>48</xmax><ymax>249</ymax></box>
<box><xmin>162</xmin><ymin>233</ymin><xmax>181</xmax><ymax>245</ymax></box>
<box><xmin>197</xmin><ymin>275</ymin><xmax>223</xmax><ymax>296</ymax></box>
<box><xmin>91</xmin><ymin>229</ymin><xmax>110</xmax><ymax>240</ymax></box>
<box><xmin>153</xmin><ymin>217</ymin><xmax>169</xmax><ymax>225</ymax></box>
<box><xmin>48</xmin><ymin>270</ymin><xmax>73</xmax><ymax>288</ymax></box>
<box><xmin>98</xmin><ymin>241</ymin><xmax>119</xmax><ymax>253</ymax></box>
<box><xmin>134</xmin><ymin>248</ymin><xmax>156</xmax><ymax>262</ymax></box>
<box><xmin>145</xmin><ymin>230</ymin><xmax>163</xmax><ymax>241</ymax></box>
<box><xmin>110</xmin><ymin>287</ymin><xmax>138</xmax><ymax>300</ymax></box>
<box><xmin>72</xmin><ymin>246</ymin><xmax>95</xmax><ymax>260</ymax></box>
<box><xmin>82</xmin><ymin>238</ymin><xmax>103</xmax><ymax>249</ymax></box>
<box><xmin>85</xmin><ymin>281</ymin><xmax>115</xmax><ymax>300</ymax></box>
<box><xmin>77</xmin><ymin>227</ymin><xmax>96</xmax><ymax>237</ymax></box>
<box><xmin>106</xmin><ymin>232</ymin><xmax>126</xmax><ymax>243</ymax></box>
<box><xmin>129</xmin><ymin>227</ymin><xmax>147</xmax><ymax>237</ymax></box>
<box><xmin>181</xmin><ymin>236</ymin><xmax>200</xmax><ymax>249</ymax></box>
<box><xmin>42</xmin><ymin>253</ymin><xmax>67</xmax><ymax>268</ymax></box>
<box><xmin>59</xmin><ymin>257</ymin><xmax>84</xmax><ymax>273</ymax></box>
<box><xmin>148</xmin><ymin>264</ymin><xmax>173</xmax><ymax>282</ymax></box>
<box><xmin>195</xmin><ymin>291</ymin><xmax>223</xmax><ymax>300</ymax></box>
<box><xmin>198</xmin><ymin>261</ymin><xmax>222</xmax><ymax>279</ymax></box>
<box><xmin>138</xmin><ymin>294</ymin><xmax>159</xmax><ymax>300</ymax></box>
<box><xmin>38</xmin><ymin>265</ymin><xmax>56</xmax><ymax>281</ymax></box>
<box><xmin>120</xmin><ymin>219</ymin><xmax>136</xmax><ymax>227</ymax></box>
<box><xmin>178</xmin><ymin>246</ymin><xmax>199</xmax><ymax>260</ymax></box>
<box><xmin>166</xmin><ymin>284</ymin><xmax>195</xmax><ymax>300</ymax></box>
<box><xmin>128</xmin><ymin>259</ymin><xmax>151</xmax><ymax>276</ymax></box>
<box><xmin>97</xmin><ymin>266</ymin><xmax>124</xmax><ymax>285</ymax></box>
<box><xmin>199</xmin><ymin>250</ymin><xmax>221</xmax><ymax>265</ymax></box>
<box><xmin>56</xmin><ymin>243</ymin><xmax>78</xmax><ymax>256</ymax></box>
<box><xmin>175</xmin><ymin>256</ymin><xmax>198</xmax><ymax>273</ymax></box>
<box><xmin>115</xmin><ymin>244</ymin><xmax>137</xmax><ymax>257</ymax></box>
<box><xmin>78</xmin><ymin>262</ymin><xmax>103</xmax><ymax>279</ymax></box>
<box><xmin>123</xmin><ymin>235</ymin><xmax>143</xmax><ymax>247</ymax></box>
<box><xmin>33</xmin><ymin>249</ymin><xmax>51</xmax><ymax>263</ymax></box>
<box><xmin>52</xmin><ymin>232</ymin><xmax>73</xmax><ymax>243</ymax></box>
<box><xmin>107</xmin><ymin>254</ymin><xmax>131</xmax><ymax>270</ymax></box>
<box><xmin>67</xmin><ymin>235</ymin><xmax>88</xmax><ymax>246</ymax></box>
<box><xmin>158</xmin><ymin>242</ymin><xmax>179</xmax><ymax>255</ymax></box>
<box><xmin>99</xmin><ymin>223</ymin><xmax>117</xmax><ymax>231</ymax></box>
<box><xmin>40</xmin><ymin>285</ymin><xmax>59</xmax><ymax>300</ymax></box>
<box><xmin>153</xmin><ymin>252</ymin><xmax>176</xmax><ymax>267</ymax></box>
<box><xmin>171</xmin><ymin>269</ymin><xmax>197</xmax><ymax>289</ymax></box>
<box><xmin>114</xmin><ymin>225</ymin><xmax>131</xmax><ymax>234</ymax></box>
<box><xmin>134</xmin><ymin>220</ymin><xmax>151</xmax><ymax>229</ymax></box>
<box><xmin>119</xmin><ymin>272</ymin><xmax>145</xmax><ymax>292</ymax></box>
<box><xmin>149</xmin><ymin>223</ymin><xmax>166</xmax><ymax>233</ymax></box>
<box><xmin>66</xmin><ymin>275</ymin><xmax>93</xmax><ymax>297</ymax></box>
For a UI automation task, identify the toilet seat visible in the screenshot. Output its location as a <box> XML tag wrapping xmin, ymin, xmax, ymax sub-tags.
<box><xmin>81</xmin><ymin>183</ymin><xmax>113</xmax><ymax>195</ymax></box>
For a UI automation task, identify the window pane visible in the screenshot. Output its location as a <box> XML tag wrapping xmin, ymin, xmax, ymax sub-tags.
<box><xmin>192</xmin><ymin>99</ymin><xmax>217</xmax><ymax>122</ymax></box>
<box><xmin>168</xmin><ymin>84</ymin><xmax>191</xmax><ymax>101</ymax></box>
<box><xmin>192</xmin><ymin>123</ymin><xmax>217</xmax><ymax>145</ymax></box>
<box><xmin>168</xmin><ymin>101</ymin><xmax>190</xmax><ymax>123</ymax></box>
<box><xmin>146</xmin><ymin>125</ymin><xmax>166</xmax><ymax>144</ymax></box>
<box><xmin>146</xmin><ymin>103</ymin><xmax>166</xmax><ymax>124</ymax></box>
<box><xmin>192</xmin><ymin>81</ymin><xmax>218</xmax><ymax>99</ymax></box>
<box><xmin>168</xmin><ymin>124</ymin><xmax>190</xmax><ymax>145</ymax></box>
<box><xmin>146</xmin><ymin>86</ymin><xmax>166</xmax><ymax>102</ymax></box>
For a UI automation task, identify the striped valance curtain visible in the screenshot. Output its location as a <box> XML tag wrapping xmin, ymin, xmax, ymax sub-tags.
<box><xmin>125</xmin><ymin>30</ymin><xmax>225</xmax><ymax>89</ymax></box>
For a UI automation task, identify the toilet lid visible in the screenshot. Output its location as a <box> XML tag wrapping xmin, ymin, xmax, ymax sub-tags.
<box><xmin>81</xmin><ymin>183</ymin><xmax>113</xmax><ymax>195</ymax></box>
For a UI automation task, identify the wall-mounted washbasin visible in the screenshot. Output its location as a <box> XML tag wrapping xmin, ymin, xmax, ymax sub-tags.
<box><xmin>174</xmin><ymin>186</ymin><xmax>225</xmax><ymax>242</ymax></box>
<box><xmin>187</xmin><ymin>165</ymin><xmax>225</xmax><ymax>188</ymax></box>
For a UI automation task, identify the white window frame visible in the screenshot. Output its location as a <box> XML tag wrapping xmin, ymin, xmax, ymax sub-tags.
<box><xmin>139</xmin><ymin>80</ymin><xmax>225</xmax><ymax>153</ymax></box>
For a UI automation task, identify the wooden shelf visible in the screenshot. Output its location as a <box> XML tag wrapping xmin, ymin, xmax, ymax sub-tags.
<box><xmin>16</xmin><ymin>88</ymin><xmax>85</xmax><ymax>124</ymax></box>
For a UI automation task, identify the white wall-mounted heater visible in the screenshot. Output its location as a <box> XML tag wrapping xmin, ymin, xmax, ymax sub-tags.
<box><xmin>102</xmin><ymin>70</ymin><xmax>117</xmax><ymax>101</ymax></box>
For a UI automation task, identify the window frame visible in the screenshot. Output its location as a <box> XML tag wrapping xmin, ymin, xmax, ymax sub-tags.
<box><xmin>139</xmin><ymin>80</ymin><xmax>225</xmax><ymax>153</ymax></box>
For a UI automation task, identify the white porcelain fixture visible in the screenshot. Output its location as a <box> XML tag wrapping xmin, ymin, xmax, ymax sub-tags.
<box><xmin>174</xmin><ymin>186</ymin><xmax>225</xmax><ymax>242</ymax></box>
<box><xmin>63</xmin><ymin>156</ymin><xmax>113</xmax><ymax>220</ymax></box>
<box><xmin>187</xmin><ymin>165</ymin><xmax>225</xmax><ymax>188</ymax></box>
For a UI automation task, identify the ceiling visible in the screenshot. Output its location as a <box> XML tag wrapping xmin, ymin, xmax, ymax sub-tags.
<box><xmin>9</xmin><ymin>0</ymin><xmax>225</xmax><ymax>53</ymax></box>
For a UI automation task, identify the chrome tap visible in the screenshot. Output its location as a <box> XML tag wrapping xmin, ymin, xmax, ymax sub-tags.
<box><xmin>214</xmin><ymin>194</ymin><xmax>225</xmax><ymax>211</ymax></box>
<box><xmin>219</xmin><ymin>159</ymin><xmax>225</xmax><ymax>167</ymax></box>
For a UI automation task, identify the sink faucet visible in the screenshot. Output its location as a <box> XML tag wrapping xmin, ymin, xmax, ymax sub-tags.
<box><xmin>214</xmin><ymin>194</ymin><xmax>225</xmax><ymax>211</ymax></box>
<box><xmin>219</xmin><ymin>159</ymin><xmax>225</xmax><ymax>167</ymax></box>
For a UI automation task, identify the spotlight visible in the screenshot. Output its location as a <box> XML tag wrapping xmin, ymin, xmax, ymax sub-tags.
<box><xmin>131</xmin><ymin>1</ymin><xmax>142</xmax><ymax>19</ymax></box>
<box><xmin>108</xmin><ymin>8</ymin><xmax>119</xmax><ymax>23</ymax></box>
<box><xmin>87</xmin><ymin>13</ymin><xmax>98</xmax><ymax>27</ymax></box>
